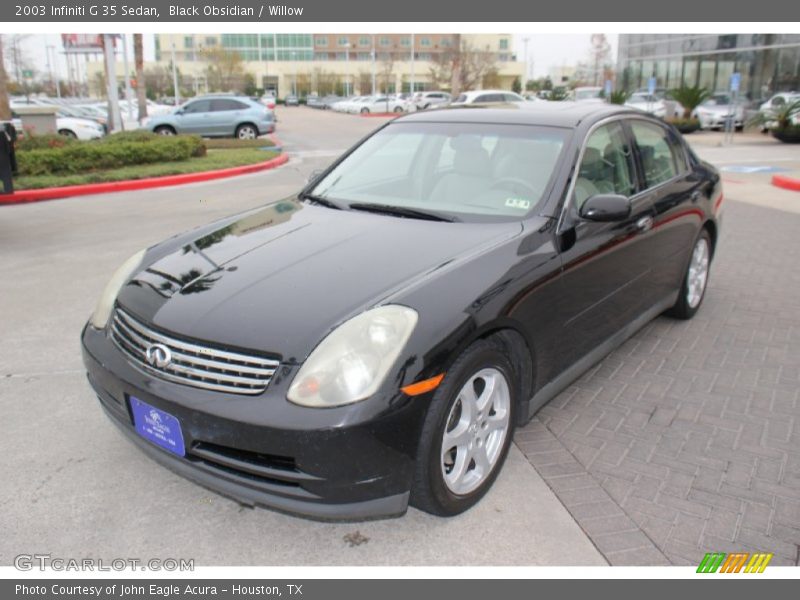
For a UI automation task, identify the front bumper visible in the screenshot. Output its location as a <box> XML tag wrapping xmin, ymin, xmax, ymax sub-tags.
<box><xmin>81</xmin><ymin>323</ymin><xmax>426</xmax><ymax>520</ymax></box>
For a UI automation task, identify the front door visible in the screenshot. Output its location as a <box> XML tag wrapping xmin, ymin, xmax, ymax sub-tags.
<box><xmin>552</xmin><ymin>119</ymin><xmax>656</xmax><ymax>375</ymax></box>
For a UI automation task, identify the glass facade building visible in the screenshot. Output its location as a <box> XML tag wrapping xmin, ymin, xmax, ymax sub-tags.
<box><xmin>618</xmin><ymin>34</ymin><xmax>800</xmax><ymax>100</ymax></box>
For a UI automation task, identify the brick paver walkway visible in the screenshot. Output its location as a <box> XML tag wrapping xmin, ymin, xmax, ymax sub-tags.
<box><xmin>515</xmin><ymin>198</ymin><xmax>800</xmax><ymax>566</ymax></box>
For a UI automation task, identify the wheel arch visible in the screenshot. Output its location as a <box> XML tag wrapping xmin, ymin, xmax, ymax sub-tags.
<box><xmin>235</xmin><ymin>121</ymin><xmax>259</xmax><ymax>136</ymax></box>
<box><xmin>435</xmin><ymin>319</ymin><xmax>536</xmax><ymax>427</ymax></box>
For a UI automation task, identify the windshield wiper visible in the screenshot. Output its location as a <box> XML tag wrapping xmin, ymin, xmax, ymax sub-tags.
<box><xmin>298</xmin><ymin>192</ymin><xmax>345</xmax><ymax>210</ymax></box>
<box><xmin>348</xmin><ymin>202</ymin><xmax>456</xmax><ymax>222</ymax></box>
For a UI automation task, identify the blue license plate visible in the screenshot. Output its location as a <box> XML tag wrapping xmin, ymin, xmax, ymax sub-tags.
<box><xmin>130</xmin><ymin>397</ymin><xmax>185</xmax><ymax>457</ymax></box>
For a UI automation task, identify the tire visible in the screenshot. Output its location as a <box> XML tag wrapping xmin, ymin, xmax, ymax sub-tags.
<box><xmin>735</xmin><ymin>124</ymin><xmax>744</xmax><ymax>132</ymax></box>
<box><xmin>666</xmin><ymin>228</ymin><xmax>712</xmax><ymax>320</ymax></box>
<box><xmin>393</xmin><ymin>106</ymin><xmax>404</xmax><ymax>113</ymax></box>
<box><xmin>410</xmin><ymin>336</ymin><xmax>518</xmax><ymax>516</ymax></box>
<box><xmin>58</xmin><ymin>129</ymin><xmax>77</xmax><ymax>139</ymax></box>
<box><xmin>360</xmin><ymin>107</ymin><xmax>369</xmax><ymax>114</ymax></box>
<box><xmin>154</xmin><ymin>126</ymin><xmax>176</xmax><ymax>136</ymax></box>
<box><xmin>236</xmin><ymin>124</ymin><xmax>258</xmax><ymax>139</ymax></box>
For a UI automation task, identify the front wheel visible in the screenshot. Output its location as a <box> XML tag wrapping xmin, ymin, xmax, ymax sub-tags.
<box><xmin>58</xmin><ymin>129</ymin><xmax>77</xmax><ymax>139</ymax></box>
<box><xmin>666</xmin><ymin>229</ymin><xmax>712</xmax><ymax>320</ymax></box>
<box><xmin>360</xmin><ymin>107</ymin><xmax>369</xmax><ymax>114</ymax></box>
<box><xmin>410</xmin><ymin>337</ymin><xmax>517</xmax><ymax>516</ymax></box>
<box><xmin>393</xmin><ymin>106</ymin><xmax>404</xmax><ymax>113</ymax></box>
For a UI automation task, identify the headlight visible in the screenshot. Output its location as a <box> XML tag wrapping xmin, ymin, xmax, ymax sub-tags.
<box><xmin>90</xmin><ymin>249</ymin><xmax>146</xmax><ymax>329</ymax></box>
<box><xmin>287</xmin><ymin>305</ymin><xmax>418</xmax><ymax>408</ymax></box>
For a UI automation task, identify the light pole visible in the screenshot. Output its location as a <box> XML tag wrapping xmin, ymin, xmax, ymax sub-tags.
<box><xmin>522</xmin><ymin>37</ymin><xmax>530</xmax><ymax>92</ymax></box>
<box><xmin>170</xmin><ymin>42</ymin><xmax>179</xmax><ymax>104</ymax></box>
<box><xmin>371</xmin><ymin>36</ymin><xmax>376</xmax><ymax>95</ymax></box>
<box><xmin>343</xmin><ymin>42</ymin><xmax>351</xmax><ymax>96</ymax></box>
<box><xmin>410</xmin><ymin>33</ymin><xmax>415</xmax><ymax>95</ymax></box>
<box><xmin>291</xmin><ymin>50</ymin><xmax>297</xmax><ymax>96</ymax></box>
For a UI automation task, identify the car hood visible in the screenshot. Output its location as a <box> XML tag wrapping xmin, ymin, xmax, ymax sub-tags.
<box><xmin>117</xmin><ymin>199</ymin><xmax>522</xmax><ymax>363</ymax></box>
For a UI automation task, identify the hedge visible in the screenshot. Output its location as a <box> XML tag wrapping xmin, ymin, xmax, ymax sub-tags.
<box><xmin>17</xmin><ymin>135</ymin><xmax>206</xmax><ymax>176</ymax></box>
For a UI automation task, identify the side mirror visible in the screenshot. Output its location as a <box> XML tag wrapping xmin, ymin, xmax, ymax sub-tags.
<box><xmin>579</xmin><ymin>194</ymin><xmax>631</xmax><ymax>222</ymax></box>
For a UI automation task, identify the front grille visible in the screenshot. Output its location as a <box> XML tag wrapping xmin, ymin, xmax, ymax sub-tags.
<box><xmin>110</xmin><ymin>308</ymin><xmax>279</xmax><ymax>395</ymax></box>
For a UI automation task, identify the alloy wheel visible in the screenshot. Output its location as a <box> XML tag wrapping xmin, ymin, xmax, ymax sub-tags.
<box><xmin>441</xmin><ymin>368</ymin><xmax>511</xmax><ymax>495</ymax></box>
<box><xmin>686</xmin><ymin>237</ymin><xmax>709</xmax><ymax>308</ymax></box>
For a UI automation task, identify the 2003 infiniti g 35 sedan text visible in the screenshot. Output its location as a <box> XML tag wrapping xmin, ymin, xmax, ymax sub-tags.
<box><xmin>82</xmin><ymin>102</ymin><xmax>722</xmax><ymax>519</ymax></box>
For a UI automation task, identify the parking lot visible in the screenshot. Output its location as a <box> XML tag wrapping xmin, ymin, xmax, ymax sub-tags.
<box><xmin>2</xmin><ymin>107</ymin><xmax>799</xmax><ymax>566</ymax></box>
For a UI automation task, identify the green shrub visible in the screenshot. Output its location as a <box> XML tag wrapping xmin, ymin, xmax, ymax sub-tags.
<box><xmin>98</xmin><ymin>130</ymin><xmax>164</xmax><ymax>144</ymax></box>
<box><xmin>17</xmin><ymin>135</ymin><xmax>206</xmax><ymax>176</ymax></box>
<box><xmin>16</xmin><ymin>133</ymin><xmax>78</xmax><ymax>151</ymax></box>
<box><xmin>203</xmin><ymin>138</ymin><xmax>275</xmax><ymax>150</ymax></box>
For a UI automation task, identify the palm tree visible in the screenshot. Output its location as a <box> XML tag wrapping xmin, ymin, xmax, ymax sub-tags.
<box><xmin>669</xmin><ymin>86</ymin><xmax>711</xmax><ymax>119</ymax></box>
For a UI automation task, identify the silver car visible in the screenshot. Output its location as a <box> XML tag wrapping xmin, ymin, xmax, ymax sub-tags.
<box><xmin>143</xmin><ymin>95</ymin><xmax>275</xmax><ymax>139</ymax></box>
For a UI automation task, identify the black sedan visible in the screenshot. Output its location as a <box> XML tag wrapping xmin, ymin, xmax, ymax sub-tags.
<box><xmin>82</xmin><ymin>102</ymin><xmax>722</xmax><ymax>519</ymax></box>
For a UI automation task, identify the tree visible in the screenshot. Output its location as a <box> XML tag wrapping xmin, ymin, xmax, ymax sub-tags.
<box><xmin>589</xmin><ymin>34</ymin><xmax>612</xmax><ymax>87</ymax></box>
<box><xmin>430</xmin><ymin>38</ymin><xmax>498</xmax><ymax>95</ymax></box>
<box><xmin>670</xmin><ymin>86</ymin><xmax>711</xmax><ymax>119</ymax></box>
<box><xmin>0</xmin><ymin>37</ymin><xmax>10</xmax><ymax>120</ymax></box>
<box><xmin>143</xmin><ymin>65</ymin><xmax>174</xmax><ymax>100</ymax></box>
<box><xmin>379</xmin><ymin>52</ymin><xmax>395</xmax><ymax>94</ymax></box>
<box><xmin>202</xmin><ymin>46</ymin><xmax>246</xmax><ymax>93</ymax></box>
<box><xmin>134</xmin><ymin>34</ymin><xmax>147</xmax><ymax>120</ymax></box>
<box><xmin>512</xmin><ymin>77</ymin><xmax>522</xmax><ymax>94</ymax></box>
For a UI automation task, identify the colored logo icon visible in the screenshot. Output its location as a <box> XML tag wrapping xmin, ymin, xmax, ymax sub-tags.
<box><xmin>697</xmin><ymin>552</ymin><xmax>773</xmax><ymax>573</ymax></box>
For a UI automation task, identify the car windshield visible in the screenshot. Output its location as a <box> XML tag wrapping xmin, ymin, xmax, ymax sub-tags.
<box><xmin>309</xmin><ymin>122</ymin><xmax>569</xmax><ymax>221</ymax></box>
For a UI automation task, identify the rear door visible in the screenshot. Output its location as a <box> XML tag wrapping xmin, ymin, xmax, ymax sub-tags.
<box><xmin>210</xmin><ymin>98</ymin><xmax>249</xmax><ymax>136</ymax></box>
<box><xmin>628</xmin><ymin>118</ymin><xmax>706</xmax><ymax>303</ymax></box>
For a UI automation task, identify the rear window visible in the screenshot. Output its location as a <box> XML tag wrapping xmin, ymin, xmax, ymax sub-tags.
<box><xmin>211</xmin><ymin>99</ymin><xmax>248</xmax><ymax>111</ymax></box>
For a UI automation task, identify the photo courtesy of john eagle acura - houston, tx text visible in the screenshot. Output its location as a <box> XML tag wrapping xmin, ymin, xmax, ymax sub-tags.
<box><xmin>81</xmin><ymin>101</ymin><xmax>722</xmax><ymax>520</ymax></box>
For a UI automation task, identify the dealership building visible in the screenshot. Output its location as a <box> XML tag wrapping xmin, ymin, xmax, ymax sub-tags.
<box><xmin>89</xmin><ymin>33</ymin><xmax>522</xmax><ymax>98</ymax></box>
<box><xmin>617</xmin><ymin>34</ymin><xmax>800</xmax><ymax>99</ymax></box>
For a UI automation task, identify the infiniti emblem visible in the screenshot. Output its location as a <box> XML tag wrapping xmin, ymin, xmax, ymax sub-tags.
<box><xmin>145</xmin><ymin>343</ymin><xmax>172</xmax><ymax>368</ymax></box>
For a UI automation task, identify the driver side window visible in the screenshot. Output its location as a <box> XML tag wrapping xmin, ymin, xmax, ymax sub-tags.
<box><xmin>574</xmin><ymin>122</ymin><xmax>635</xmax><ymax>209</ymax></box>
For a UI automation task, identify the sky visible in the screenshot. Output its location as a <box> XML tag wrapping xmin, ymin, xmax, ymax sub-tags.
<box><xmin>6</xmin><ymin>33</ymin><xmax>619</xmax><ymax>83</ymax></box>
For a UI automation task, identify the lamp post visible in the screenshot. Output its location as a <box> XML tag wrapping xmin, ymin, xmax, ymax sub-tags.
<box><xmin>410</xmin><ymin>33</ymin><xmax>415</xmax><ymax>95</ymax></box>
<box><xmin>371</xmin><ymin>36</ymin><xmax>376</xmax><ymax>95</ymax></box>
<box><xmin>291</xmin><ymin>50</ymin><xmax>297</xmax><ymax>96</ymax></box>
<box><xmin>171</xmin><ymin>42</ymin><xmax>179</xmax><ymax>105</ymax></box>
<box><xmin>522</xmin><ymin>37</ymin><xmax>530</xmax><ymax>92</ymax></box>
<box><xmin>343</xmin><ymin>42</ymin><xmax>351</xmax><ymax>96</ymax></box>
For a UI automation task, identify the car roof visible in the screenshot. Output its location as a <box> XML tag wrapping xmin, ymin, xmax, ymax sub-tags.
<box><xmin>396</xmin><ymin>101</ymin><xmax>637</xmax><ymax>128</ymax></box>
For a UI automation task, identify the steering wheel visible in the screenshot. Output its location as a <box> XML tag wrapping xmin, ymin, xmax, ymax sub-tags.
<box><xmin>490</xmin><ymin>177</ymin><xmax>540</xmax><ymax>197</ymax></box>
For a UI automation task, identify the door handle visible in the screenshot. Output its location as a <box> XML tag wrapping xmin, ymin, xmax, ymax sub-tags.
<box><xmin>636</xmin><ymin>215</ymin><xmax>654</xmax><ymax>233</ymax></box>
<box><xmin>691</xmin><ymin>190</ymin><xmax>703</xmax><ymax>202</ymax></box>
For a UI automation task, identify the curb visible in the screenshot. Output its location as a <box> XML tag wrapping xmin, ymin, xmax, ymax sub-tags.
<box><xmin>771</xmin><ymin>174</ymin><xmax>800</xmax><ymax>192</ymax></box>
<box><xmin>1</xmin><ymin>152</ymin><xmax>288</xmax><ymax>206</ymax></box>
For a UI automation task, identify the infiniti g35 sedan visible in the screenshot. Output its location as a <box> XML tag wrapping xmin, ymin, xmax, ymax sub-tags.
<box><xmin>82</xmin><ymin>102</ymin><xmax>722</xmax><ymax>519</ymax></box>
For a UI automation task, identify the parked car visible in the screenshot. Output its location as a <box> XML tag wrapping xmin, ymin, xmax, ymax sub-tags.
<box><xmin>354</xmin><ymin>95</ymin><xmax>406</xmax><ymax>114</ymax></box>
<box><xmin>625</xmin><ymin>92</ymin><xmax>683</xmax><ymax>120</ymax></box>
<box><xmin>450</xmin><ymin>90</ymin><xmax>525</xmax><ymax>106</ymax></box>
<box><xmin>284</xmin><ymin>94</ymin><xmax>300</xmax><ymax>107</ymax></box>
<box><xmin>572</xmin><ymin>87</ymin><xmax>604</xmax><ymax>103</ymax></box>
<box><xmin>758</xmin><ymin>92</ymin><xmax>800</xmax><ymax>131</ymax></box>
<box><xmin>260</xmin><ymin>93</ymin><xmax>277</xmax><ymax>111</ymax></box>
<box><xmin>83</xmin><ymin>102</ymin><xmax>722</xmax><ymax>520</ymax></box>
<box><xmin>10</xmin><ymin>100</ymin><xmax>106</xmax><ymax>140</ymax></box>
<box><xmin>142</xmin><ymin>95</ymin><xmax>275</xmax><ymax>139</ymax></box>
<box><xmin>412</xmin><ymin>91</ymin><xmax>452</xmax><ymax>110</ymax></box>
<box><xmin>693</xmin><ymin>93</ymin><xmax>747</xmax><ymax>131</ymax></box>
